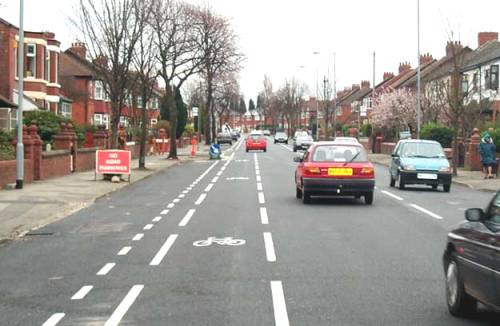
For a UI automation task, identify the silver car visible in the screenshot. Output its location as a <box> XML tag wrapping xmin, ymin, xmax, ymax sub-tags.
<box><xmin>293</xmin><ymin>134</ymin><xmax>314</xmax><ymax>152</ymax></box>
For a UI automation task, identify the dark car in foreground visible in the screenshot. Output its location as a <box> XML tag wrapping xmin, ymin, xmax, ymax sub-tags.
<box><xmin>443</xmin><ymin>192</ymin><xmax>500</xmax><ymax>317</ymax></box>
<box><xmin>389</xmin><ymin>139</ymin><xmax>452</xmax><ymax>192</ymax></box>
<box><xmin>294</xmin><ymin>142</ymin><xmax>375</xmax><ymax>204</ymax></box>
<box><xmin>216</xmin><ymin>132</ymin><xmax>232</xmax><ymax>145</ymax></box>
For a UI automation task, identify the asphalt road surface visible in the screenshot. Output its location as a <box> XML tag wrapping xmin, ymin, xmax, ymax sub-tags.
<box><xmin>0</xmin><ymin>137</ymin><xmax>498</xmax><ymax>326</ymax></box>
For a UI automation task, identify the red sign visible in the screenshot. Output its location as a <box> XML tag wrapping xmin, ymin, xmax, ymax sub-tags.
<box><xmin>96</xmin><ymin>150</ymin><xmax>131</xmax><ymax>175</ymax></box>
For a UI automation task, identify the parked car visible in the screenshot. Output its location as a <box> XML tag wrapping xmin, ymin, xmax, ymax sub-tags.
<box><xmin>293</xmin><ymin>134</ymin><xmax>314</xmax><ymax>152</ymax></box>
<box><xmin>230</xmin><ymin>130</ymin><xmax>239</xmax><ymax>140</ymax></box>
<box><xmin>246</xmin><ymin>133</ymin><xmax>267</xmax><ymax>152</ymax></box>
<box><xmin>274</xmin><ymin>132</ymin><xmax>288</xmax><ymax>144</ymax></box>
<box><xmin>389</xmin><ymin>139</ymin><xmax>452</xmax><ymax>192</ymax></box>
<box><xmin>263</xmin><ymin>129</ymin><xmax>271</xmax><ymax>136</ymax></box>
<box><xmin>216</xmin><ymin>132</ymin><xmax>232</xmax><ymax>145</ymax></box>
<box><xmin>294</xmin><ymin>142</ymin><xmax>375</xmax><ymax>204</ymax></box>
<box><xmin>443</xmin><ymin>191</ymin><xmax>500</xmax><ymax>317</ymax></box>
<box><xmin>333</xmin><ymin>137</ymin><xmax>360</xmax><ymax>145</ymax></box>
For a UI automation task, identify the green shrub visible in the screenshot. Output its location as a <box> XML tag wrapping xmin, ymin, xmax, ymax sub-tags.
<box><xmin>487</xmin><ymin>128</ymin><xmax>500</xmax><ymax>153</ymax></box>
<box><xmin>24</xmin><ymin>111</ymin><xmax>68</xmax><ymax>145</ymax></box>
<box><xmin>361</xmin><ymin>123</ymin><xmax>372</xmax><ymax>137</ymax></box>
<box><xmin>0</xmin><ymin>129</ymin><xmax>15</xmax><ymax>160</ymax></box>
<box><xmin>420</xmin><ymin>123</ymin><xmax>454</xmax><ymax>148</ymax></box>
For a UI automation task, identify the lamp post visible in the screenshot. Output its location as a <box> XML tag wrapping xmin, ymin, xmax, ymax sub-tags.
<box><xmin>313</xmin><ymin>51</ymin><xmax>320</xmax><ymax>140</ymax></box>
<box><xmin>416</xmin><ymin>0</ymin><xmax>421</xmax><ymax>139</ymax></box>
<box><xmin>16</xmin><ymin>0</ymin><xmax>25</xmax><ymax>189</ymax></box>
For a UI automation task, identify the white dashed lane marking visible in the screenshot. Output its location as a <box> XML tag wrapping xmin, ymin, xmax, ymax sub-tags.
<box><xmin>179</xmin><ymin>209</ymin><xmax>196</xmax><ymax>227</ymax></box>
<box><xmin>150</xmin><ymin>234</ymin><xmax>178</xmax><ymax>266</ymax></box>
<box><xmin>270</xmin><ymin>281</ymin><xmax>291</xmax><ymax>326</ymax></box>
<box><xmin>152</xmin><ymin>216</ymin><xmax>162</xmax><ymax>222</ymax></box>
<box><xmin>381</xmin><ymin>190</ymin><xmax>403</xmax><ymax>201</ymax></box>
<box><xmin>257</xmin><ymin>183</ymin><xmax>263</xmax><ymax>191</ymax></box>
<box><xmin>117</xmin><ymin>246</ymin><xmax>132</xmax><ymax>256</ymax></box>
<box><xmin>132</xmin><ymin>233</ymin><xmax>144</xmax><ymax>241</ymax></box>
<box><xmin>71</xmin><ymin>285</ymin><xmax>93</xmax><ymax>300</ymax></box>
<box><xmin>160</xmin><ymin>209</ymin><xmax>169</xmax><ymax>215</ymax></box>
<box><xmin>205</xmin><ymin>184</ymin><xmax>214</xmax><ymax>192</ymax></box>
<box><xmin>260</xmin><ymin>207</ymin><xmax>269</xmax><ymax>224</ymax></box>
<box><xmin>263</xmin><ymin>232</ymin><xmax>277</xmax><ymax>262</ymax></box>
<box><xmin>258</xmin><ymin>192</ymin><xmax>265</xmax><ymax>204</ymax></box>
<box><xmin>103</xmin><ymin>285</ymin><xmax>144</xmax><ymax>326</ymax></box>
<box><xmin>410</xmin><ymin>203</ymin><xmax>444</xmax><ymax>220</ymax></box>
<box><xmin>195</xmin><ymin>193</ymin><xmax>207</xmax><ymax>205</ymax></box>
<box><xmin>167</xmin><ymin>203</ymin><xmax>175</xmax><ymax>208</ymax></box>
<box><xmin>41</xmin><ymin>313</ymin><xmax>65</xmax><ymax>326</ymax></box>
<box><xmin>143</xmin><ymin>224</ymin><xmax>154</xmax><ymax>230</ymax></box>
<box><xmin>96</xmin><ymin>263</ymin><xmax>115</xmax><ymax>276</ymax></box>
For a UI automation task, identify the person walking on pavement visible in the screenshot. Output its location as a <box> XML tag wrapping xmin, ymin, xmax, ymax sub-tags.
<box><xmin>479</xmin><ymin>133</ymin><xmax>497</xmax><ymax>179</ymax></box>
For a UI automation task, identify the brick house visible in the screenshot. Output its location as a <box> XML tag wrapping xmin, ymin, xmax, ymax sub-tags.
<box><xmin>0</xmin><ymin>17</ymin><xmax>63</xmax><ymax>130</ymax></box>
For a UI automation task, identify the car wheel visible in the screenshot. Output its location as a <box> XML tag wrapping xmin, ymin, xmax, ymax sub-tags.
<box><xmin>443</xmin><ymin>184</ymin><xmax>451</xmax><ymax>192</ymax></box>
<box><xmin>302</xmin><ymin>189</ymin><xmax>311</xmax><ymax>204</ymax></box>
<box><xmin>398</xmin><ymin>173</ymin><xmax>405</xmax><ymax>190</ymax></box>
<box><xmin>432</xmin><ymin>184</ymin><xmax>438</xmax><ymax>190</ymax></box>
<box><xmin>246</xmin><ymin>148</ymin><xmax>249</xmax><ymax>152</ymax></box>
<box><xmin>264</xmin><ymin>148</ymin><xmax>267</xmax><ymax>152</ymax></box>
<box><xmin>364</xmin><ymin>192</ymin><xmax>374</xmax><ymax>205</ymax></box>
<box><xmin>390</xmin><ymin>174</ymin><xmax>395</xmax><ymax>187</ymax></box>
<box><xmin>293</xmin><ymin>146</ymin><xmax>297</xmax><ymax>152</ymax></box>
<box><xmin>296</xmin><ymin>187</ymin><xmax>302</xmax><ymax>199</ymax></box>
<box><xmin>446</xmin><ymin>255</ymin><xmax>477</xmax><ymax>316</ymax></box>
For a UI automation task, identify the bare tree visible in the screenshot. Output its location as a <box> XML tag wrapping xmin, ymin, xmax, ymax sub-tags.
<box><xmin>192</xmin><ymin>5</ymin><xmax>244</xmax><ymax>144</ymax></box>
<box><xmin>75</xmin><ymin>0</ymin><xmax>143</xmax><ymax>148</ymax></box>
<box><xmin>213</xmin><ymin>73</ymin><xmax>240</xmax><ymax>132</ymax></box>
<box><xmin>276</xmin><ymin>78</ymin><xmax>306</xmax><ymax>135</ymax></box>
<box><xmin>151</xmin><ymin>0</ymin><xmax>203</xmax><ymax>159</ymax></box>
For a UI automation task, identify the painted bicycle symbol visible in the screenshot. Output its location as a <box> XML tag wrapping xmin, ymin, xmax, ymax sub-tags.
<box><xmin>193</xmin><ymin>237</ymin><xmax>246</xmax><ymax>247</ymax></box>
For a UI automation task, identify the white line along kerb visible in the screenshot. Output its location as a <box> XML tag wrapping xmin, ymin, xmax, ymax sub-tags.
<box><xmin>42</xmin><ymin>313</ymin><xmax>65</xmax><ymax>326</ymax></box>
<box><xmin>179</xmin><ymin>209</ymin><xmax>196</xmax><ymax>227</ymax></box>
<box><xmin>71</xmin><ymin>285</ymin><xmax>93</xmax><ymax>300</ymax></box>
<box><xmin>195</xmin><ymin>193</ymin><xmax>207</xmax><ymax>205</ymax></box>
<box><xmin>263</xmin><ymin>232</ymin><xmax>277</xmax><ymax>262</ymax></box>
<box><xmin>410</xmin><ymin>203</ymin><xmax>444</xmax><ymax>220</ymax></box>
<box><xmin>270</xmin><ymin>281</ymin><xmax>291</xmax><ymax>326</ymax></box>
<box><xmin>150</xmin><ymin>234</ymin><xmax>178</xmax><ymax>266</ymax></box>
<box><xmin>381</xmin><ymin>190</ymin><xmax>403</xmax><ymax>201</ymax></box>
<box><xmin>260</xmin><ymin>207</ymin><xmax>269</xmax><ymax>224</ymax></box>
<box><xmin>103</xmin><ymin>285</ymin><xmax>144</xmax><ymax>326</ymax></box>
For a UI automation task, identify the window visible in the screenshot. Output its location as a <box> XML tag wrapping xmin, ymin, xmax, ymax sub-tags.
<box><xmin>312</xmin><ymin>145</ymin><xmax>368</xmax><ymax>163</ymax></box>
<box><xmin>485</xmin><ymin>69</ymin><xmax>491</xmax><ymax>89</ymax></box>
<box><xmin>54</xmin><ymin>53</ymin><xmax>58</xmax><ymax>83</ymax></box>
<box><xmin>26</xmin><ymin>44</ymin><xmax>36</xmax><ymax>77</ymax></box>
<box><xmin>94</xmin><ymin>80</ymin><xmax>104</xmax><ymax>100</ymax></box>
<box><xmin>137</xmin><ymin>97</ymin><xmax>143</xmax><ymax>108</ymax></box>
<box><xmin>59</xmin><ymin>102</ymin><xmax>72</xmax><ymax>118</ymax></box>
<box><xmin>491</xmin><ymin>65</ymin><xmax>499</xmax><ymax>90</ymax></box>
<box><xmin>461</xmin><ymin>74</ymin><xmax>469</xmax><ymax>95</ymax></box>
<box><xmin>14</xmin><ymin>47</ymin><xmax>18</xmax><ymax>78</ymax></box>
<box><xmin>120</xmin><ymin>116</ymin><xmax>129</xmax><ymax>127</ymax></box>
<box><xmin>472</xmin><ymin>72</ymin><xmax>478</xmax><ymax>91</ymax></box>
<box><xmin>45</xmin><ymin>49</ymin><xmax>50</xmax><ymax>82</ymax></box>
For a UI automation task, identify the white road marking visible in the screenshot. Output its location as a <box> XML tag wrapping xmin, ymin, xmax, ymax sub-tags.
<box><xmin>103</xmin><ymin>285</ymin><xmax>144</xmax><ymax>326</ymax></box>
<box><xmin>257</xmin><ymin>183</ymin><xmax>263</xmax><ymax>191</ymax></box>
<box><xmin>117</xmin><ymin>246</ymin><xmax>132</xmax><ymax>256</ymax></box>
<box><xmin>205</xmin><ymin>184</ymin><xmax>214</xmax><ymax>192</ymax></box>
<box><xmin>143</xmin><ymin>224</ymin><xmax>154</xmax><ymax>230</ymax></box>
<box><xmin>270</xmin><ymin>281</ymin><xmax>290</xmax><ymax>326</ymax></box>
<box><xmin>280</xmin><ymin>144</ymin><xmax>293</xmax><ymax>152</ymax></box>
<box><xmin>256</xmin><ymin>175</ymin><xmax>262</xmax><ymax>182</ymax></box>
<box><xmin>150</xmin><ymin>234</ymin><xmax>178</xmax><ymax>266</ymax></box>
<box><xmin>260</xmin><ymin>207</ymin><xmax>269</xmax><ymax>224</ymax></box>
<box><xmin>160</xmin><ymin>209</ymin><xmax>169</xmax><ymax>215</ymax></box>
<box><xmin>42</xmin><ymin>313</ymin><xmax>65</xmax><ymax>326</ymax></box>
<box><xmin>182</xmin><ymin>190</ymin><xmax>188</xmax><ymax>194</ymax></box>
<box><xmin>256</xmin><ymin>171</ymin><xmax>260</xmax><ymax>176</ymax></box>
<box><xmin>195</xmin><ymin>193</ymin><xmax>207</xmax><ymax>205</ymax></box>
<box><xmin>263</xmin><ymin>232</ymin><xmax>277</xmax><ymax>262</ymax></box>
<box><xmin>212</xmin><ymin>176</ymin><xmax>219</xmax><ymax>183</ymax></box>
<box><xmin>226</xmin><ymin>177</ymin><xmax>249</xmax><ymax>180</ymax></box>
<box><xmin>410</xmin><ymin>203</ymin><xmax>444</xmax><ymax>220</ymax></box>
<box><xmin>179</xmin><ymin>209</ymin><xmax>196</xmax><ymax>227</ymax></box>
<box><xmin>258</xmin><ymin>192</ymin><xmax>265</xmax><ymax>204</ymax></box>
<box><xmin>221</xmin><ymin>166</ymin><xmax>226</xmax><ymax>171</ymax></box>
<box><xmin>71</xmin><ymin>285</ymin><xmax>93</xmax><ymax>300</ymax></box>
<box><xmin>167</xmin><ymin>203</ymin><xmax>175</xmax><ymax>208</ymax></box>
<box><xmin>153</xmin><ymin>216</ymin><xmax>162</xmax><ymax>222</ymax></box>
<box><xmin>187</xmin><ymin>187</ymin><xmax>193</xmax><ymax>191</ymax></box>
<box><xmin>173</xmin><ymin>198</ymin><xmax>180</xmax><ymax>203</ymax></box>
<box><xmin>179</xmin><ymin>194</ymin><xmax>185</xmax><ymax>198</ymax></box>
<box><xmin>381</xmin><ymin>190</ymin><xmax>403</xmax><ymax>201</ymax></box>
<box><xmin>217</xmin><ymin>171</ymin><xmax>223</xmax><ymax>176</ymax></box>
<box><xmin>97</xmin><ymin>263</ymin><xmax>115</xmax><ymax>276</ymax></box>
<box><xmin>132</xmin><ymin>233</ymin><xmax>144</xmax><ymax>241</ymax></box>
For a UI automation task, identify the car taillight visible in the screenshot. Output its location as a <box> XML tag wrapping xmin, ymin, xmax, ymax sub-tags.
<box><xmin>360</xmin><ymin>167</ymin><xmax>374</xmax><ymax>176</ymax></box>
<box><xmin>305</xmin><ymin>167</ymin><xmax>321</xmax><ymax>175</ymax></box>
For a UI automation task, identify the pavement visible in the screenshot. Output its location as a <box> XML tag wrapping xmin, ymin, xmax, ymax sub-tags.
<box><xmin>0</xmin><ymin>138</ymin><xmax>498</xmax><ymax>325</ymax></box>
<box><xmin>0</xmin><ymin>144</ymin><xmax>210</xmax><ymax>241</ymax></box>
<box><xmin>369</xmin><ymin>153</ymin><xmax>500</xmax><ymax>192</ymax></box>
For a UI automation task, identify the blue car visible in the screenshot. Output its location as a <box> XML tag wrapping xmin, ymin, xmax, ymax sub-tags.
<box><xmin>389</xmin><ymin>139</ymin><xmax>452</xmax><ymax>192</ymax></box>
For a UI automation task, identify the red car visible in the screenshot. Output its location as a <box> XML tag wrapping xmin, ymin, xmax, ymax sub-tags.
<box><xmin>246</xmin><ymin>134</ymin><xmax>267</xmax><ymax>152</ymax></box>
<box><xmin>294</xmin><ymin>142</ymin><xmax>375</xmax><ymax>204</ymax></box>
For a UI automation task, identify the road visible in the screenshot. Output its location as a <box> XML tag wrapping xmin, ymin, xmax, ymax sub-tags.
<box><xmin>0</xmin><ymin>137</ymin><xmax>498</xmax><ymax>326</ymax></box>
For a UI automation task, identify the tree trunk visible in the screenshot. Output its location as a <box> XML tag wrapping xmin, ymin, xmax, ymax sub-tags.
<box><xmin>205</xmin><ymin>77</ymin><xmax>213</xmax><ymax>145</ymax></box>
<box><xmin>167</xmin><ymin>85</ymin><xmax>178</xmax><ymax>159</ymax></box>
<box><xmin>110</xmin><ymin>101</ymin><xmax>120</xmax><ymax>149</ymax></box>
<box><xmin>211</xmin><ymin>103</ymin><xmax>216</xmax><ymax>142</ymax></box>
<box><xmin>452</xmin><ymin>133</ymin><xmax>458</xmax><ymax>176</ymax></box>
<box><xmin>138</xmin><ymin>93</ymin><xmax>148</xmax><ymax>169</ymax></box>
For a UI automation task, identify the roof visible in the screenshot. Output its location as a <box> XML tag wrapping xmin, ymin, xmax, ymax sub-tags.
<box><xmin>393</xmin><ymin>60</ymin><xmax>437</xmax><ymax>89</ymax></box>
<box><xmin>357</xmin><ymin>77</ymin><xmax>394</xmax><ymax>100</ymax></box>
<box><xmin>59</xmin><ymin>51</ymin><xmax>96</xmax><ymax>78</ymax></box>
<box><xmin>461</xmin><ymin>41</ymin><xmax>500</xmax><ymax>71</ymax></box>
<box><xmin>0</xmin><ymin>94</ymin><xmax>17</xmax><ymax>108</ymax></box>
<box><xmin>423</xmin><ymin>47</ymin><xmax>473</xmax><ymax>81</ymax></box>
<box><xmin>400</xmin><ymin>59</ymin><xmax>439</xmax><ymax>88</ymax></box>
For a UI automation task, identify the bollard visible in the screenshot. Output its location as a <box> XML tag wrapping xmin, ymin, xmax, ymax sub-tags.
<box><xmin>191</xmin><ymin>137</ymin><xmax>197</xmax><ymax>156</ymax></box>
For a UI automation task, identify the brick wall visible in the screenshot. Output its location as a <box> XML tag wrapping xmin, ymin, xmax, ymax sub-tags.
<box><xmin>75</xmin><ymin>147</ymin><xmax>97</xmax><ymax>172</ymax></box>
<box><xmin>381</xmin><ymin>142</ymin><xmax>397</xmax><ymax>155</ymax></box>
<box><xmin>41</xmin><ymin>150</ymin><xmax>71</xmax><ymax>180</ymax></box>
<box><xmin>0</xmin><ymin>159</ymin><xmax>33</xmax><ymax>189</ymax></box>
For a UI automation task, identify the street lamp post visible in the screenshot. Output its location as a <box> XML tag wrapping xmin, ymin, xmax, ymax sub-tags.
<box><xmin>16</xmin><ymin>0</ymin><xmax>25</xmax><ymax>189</ymax></box>
<box><xmin>416</xmin><ymin>0</ymin><xmax>421</xmax><ymax>139</ymax></box>
<box><xmin>313</xmin><ymin>51</ymin><xmax>320</xmax><ymax>140</ymax></box>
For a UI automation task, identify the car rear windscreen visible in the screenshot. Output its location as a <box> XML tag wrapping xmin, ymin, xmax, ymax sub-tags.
<box><xmin>311</xmin><ymin>145</ymin><xmax>368</xmax><ymax>163</ymax></box>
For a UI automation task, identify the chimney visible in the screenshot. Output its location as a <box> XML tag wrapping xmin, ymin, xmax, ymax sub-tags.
<box><xmin>478</xmin><ymin>32</ymin><xmax>498</xmax><ymax>47</ymax></box>
<box><xmin>351</xmin><ymin>84</ymin><xmax>360</xmax><ymax>91</ymax></box>
<box><xmin>93</xmin><ymin>54</ymin><xmax>108</xmax><ymax>69</ymax></box>
<box><xmin>383</xmin><ymin>72</ymin><xmax>394</xmax><ymax>80</ymax></box>
<box><xmin>68</xmin><ymin>42</ymin><xmax>87</xmax><ymax>59</ymax></box>
<box><xmin>419</xmin><ymin>53</ymin><xmax>433</xmax><ymax>65</ymax></box>
<box><xmin>398</xmin><ymin>62</ymin><xmax>411</xmax><ymax>74</ymax></box>
<box><xmin>445</xmin><ymin>41</ymin><xmax>463</xmax><ymax>57</ymax></box>
<box><xmin>361</xmin><ymin>80</ymin><xmax>370</xmax><ymax>89</ymax></box>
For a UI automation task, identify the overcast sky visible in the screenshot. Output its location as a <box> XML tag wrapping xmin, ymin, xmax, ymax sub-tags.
<box><xmin>2</xmin><ymin>0</ymin><xmax>500</xmax><ymax>103</ymax></box>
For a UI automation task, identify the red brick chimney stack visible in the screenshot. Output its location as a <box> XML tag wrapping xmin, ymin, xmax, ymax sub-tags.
<box><xmin>383</xmin><ymin>72</ymin><xmax>394</xmax><ymax>80</ymax></box>
<box><xmin>478</xmin><ymin>32</ymin><xmax>498</xmax><ymax>47</ymax></box>
<box><xmin>398</xmin><ymin>62</ymin><xmax>412</xmax><ymax>74</ymax></box>
<box><xmin>351</xmin><ymin>84</ymin><xmax>360</xmax><ymax>91</ymax></box>
<box><xmin>69</xmin><ymin>42</ymin><xmax>86</xmax><ymax>59</ymax></box>
<box><xmin>361</xmin><ymin>81</ymin><xmax>370</xmax><ymax>89</ymax></box>
<box><xmin>419</xmin><ymin>53</ymin><xmax>433</xmax><ymax>65</ymax></box>
<box><xmin>446</xmin><ymin>41</ymin><xmax>463</xmax><ymax>57</ymax></box>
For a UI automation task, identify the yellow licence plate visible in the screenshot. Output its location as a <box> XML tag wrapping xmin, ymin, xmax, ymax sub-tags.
<box><xmin>328</xmin><ymin>168</ymin><xmax>353</xmax><ymax>176</ymax></box>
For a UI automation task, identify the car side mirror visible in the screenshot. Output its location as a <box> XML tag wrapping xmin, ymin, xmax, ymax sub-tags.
<box><xmin>465</xmin><ymin>208</ymin><xmax>484</xmax><ymax>222</ymax></box>
<box><xmin>293</xmin><ymin>155</ymin><xmax>303</xmax><ymax>163</ymax></box>
<box><xmin>391</xmin><ymin>153</ymin><xmax>399</xmax><ymax>158</ymax></box>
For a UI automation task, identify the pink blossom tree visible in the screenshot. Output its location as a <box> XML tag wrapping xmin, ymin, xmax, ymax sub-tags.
<box><xmin>371</xmin><ymin>88</ymin><xmax>419</xmax><ymax>134</ymax></box>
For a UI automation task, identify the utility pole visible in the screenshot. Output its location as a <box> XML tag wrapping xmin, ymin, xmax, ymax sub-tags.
<box><xmin>16</xmin><ymin>0</ymin><xmax>25</xmax><ymax>189</ymax></box>
<box><xmin>323</xmin><ymin>75</ymin><xmax>328</xmax><ymax>141</ymax></box>
<box><xmin>332</xmin><ymin>53</ymin><xmax>337</xmax><ymax>138</ymax></box>
<box><xmin>416</xmin><ymin>0</ymin><xmax>422</xmax><ymax>139</ymax></box>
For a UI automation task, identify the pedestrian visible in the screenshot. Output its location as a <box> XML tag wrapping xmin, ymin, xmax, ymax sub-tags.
<box><xmin>479</xmin><ymin>133</ymin><xmax>496</xmax><ymax>179</ymax></box>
